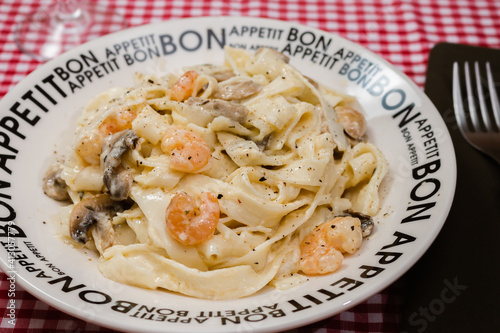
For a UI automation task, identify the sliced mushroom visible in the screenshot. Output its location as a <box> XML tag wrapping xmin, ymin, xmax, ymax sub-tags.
<box><xmin>345</xmin><ymin>210</ymin><xmax>374</xmax><ymax>238</ymax></box>
<box><xmin>212</xmin><ymin>70</ymin><xmax>236</xmax><ymax>82</ymax></box>
<box><xmin>102</xmin><ymin>129</ymin><xmax>139</xmax><ymax>201</ymax></box>
<box><xmin>212</xmin><ymin>78</ymin><xmax>262</xmax><ymax>100</ymax></box>
<box><xmin>186</xmin><ymin>97</ymin><xmax>248</xmax><ymax>123</ymax></box>
<box><xmin>42</xmin><ymin>162</ymin><xmax>70</xmax><ymax>201</ymax></box>
<box><xmin>255</xmin><ymin>134</ymin><xmax>271</xmax><ymax>151</ymax></box>
<box><xmin>69</xmin><ymin>193</ymin><xmax>125</xmax><ymax>245</ymax></box>
<box><xmin>334</xmin><ymin>106</ymin><xmax>367</xmax><ymax>139</ymax></box>
<box><xmin>255</xmin><ymin>47</ymin><xmax>290</xmax><ymax>63</ymax></box>
<box><xmin>189</xmin><ymin>64</ymin><xmax>235</xmax><ymax>82</ymax></box>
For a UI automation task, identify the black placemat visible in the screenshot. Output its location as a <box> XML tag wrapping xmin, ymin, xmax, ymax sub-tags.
<box><xmin>399</xmin><ymin>42</ymin><xmax>500</xmax><ymax>332</ymax></box>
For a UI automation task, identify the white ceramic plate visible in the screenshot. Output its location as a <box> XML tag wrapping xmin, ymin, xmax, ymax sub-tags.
<box><xmin>0</xmin><ymin>17</ymin><xmax>456</xmax><ymax>332</ymax></box>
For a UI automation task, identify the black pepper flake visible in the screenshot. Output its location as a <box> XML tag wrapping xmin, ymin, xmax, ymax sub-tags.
<box><xmin>351</xmin><ymin>226</ymin><xmax>355</xmax><ymax>231</ymax></box>
<box><xmin>188</xmin><ymin>156</ymin><xmax>192</xmax><ymax>160</ymax></box>
<box><xmin>148</xmin><ymin>79</ymin><xmax>154</xmax><ymax>84</ymax></box>
<box><xmin>259</xmin><ymin>177</ymin><xmax>267</xmax><ymax>182</ymax></box>
<box><xmin>217</xmin><ymin>194</ymin><xmax>223</xmax><ymax>199</ymax></box>
<box><xmin>331</xmin><ymin>225</ymin><xmax>336</xmax><ymax>229</ymax></box>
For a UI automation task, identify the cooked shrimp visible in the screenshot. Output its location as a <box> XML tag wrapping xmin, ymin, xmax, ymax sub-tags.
<box><xmin>76</xmin><ymin>131</ymin><xmax>107</xmax><ymax>165</ymax></box>
<box><xmin>99</xmin><ymin>109</ymin><xmax>137</xmax><ymax>135</ymax></box>
<box><xmin>299</xmin><ymin>216</ymin><xmax>362</xmax><ymax>275</ymax></box>
<box><xmin>170</xmin><ymin>70</ymin><xmax>199</xmax><ymax>102</ymax></box>
<box><xmin>76</xmin><ymin>108</ymin><xmax>137</xmax><ymax>165</ymax></box>
<box><xmin>161</xmin><ymin>126</ymin><xmax>211</xmax><ymax>173</ymax></box>
<box><xmin>165</xmin><ymin>191</ymin><xmax>220</xmax><ymax>245</ymax></box>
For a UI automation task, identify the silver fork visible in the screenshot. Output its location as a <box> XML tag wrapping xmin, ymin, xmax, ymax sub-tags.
<box><xmin>452</xmin><ymin>61</ymin><xmax>500</xmax><ymax>165</ymax></box>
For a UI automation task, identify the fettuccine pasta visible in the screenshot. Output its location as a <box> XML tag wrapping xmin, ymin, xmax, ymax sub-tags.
<box><xmin>43</xmin><ymin>47</ymin><xmax>387</xmax><ymax>300</ymax></box>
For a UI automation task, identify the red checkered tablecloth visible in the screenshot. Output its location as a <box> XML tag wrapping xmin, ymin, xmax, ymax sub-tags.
<box><xmin>1</xmin><ymin>0</ymin><xmax>499</xmax><ymax>332</ymax></box>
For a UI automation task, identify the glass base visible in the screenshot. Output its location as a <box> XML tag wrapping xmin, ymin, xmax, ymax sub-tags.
<box><xmin>14</xmin><ymin>1</ymin><xmax>128</xmax><ymax>61</ymax></box>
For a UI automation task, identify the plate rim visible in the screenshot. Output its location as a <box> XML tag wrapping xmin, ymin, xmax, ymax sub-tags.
<box><xmin>0</xmin><ymin>15</ymin><xmax>457</xmax><ymax>332</ymax></box>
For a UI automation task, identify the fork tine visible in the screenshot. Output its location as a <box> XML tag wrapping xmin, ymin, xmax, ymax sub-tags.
<box><xmin>474</xmin><ymin>61</ymin><xmax>493</xmax><ymax>131</ymax></box>
<box><xmin>464</xmin><ymin>61</ymin><xmax>481</xmax><ymax>130</ymax></box>
<box><xmin>453</xmin><ymin>61</ymin><xmax>500</xmax><ymax>165</ymax></box>
<box><xmin>486</xmin><ymin>62</ymin><xmax>500</xmax><ymax>129</ymax></box>
<box><xmin>452</xmin><ymin>62</ymin><xmax>469</xmax><ymax>134</ymax></box>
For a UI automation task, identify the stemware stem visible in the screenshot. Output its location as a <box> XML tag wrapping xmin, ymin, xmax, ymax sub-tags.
<box><xmin>55</xmin><ymin>0</ymin><xmax>85</xmax><ymax>21</ymax></box>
